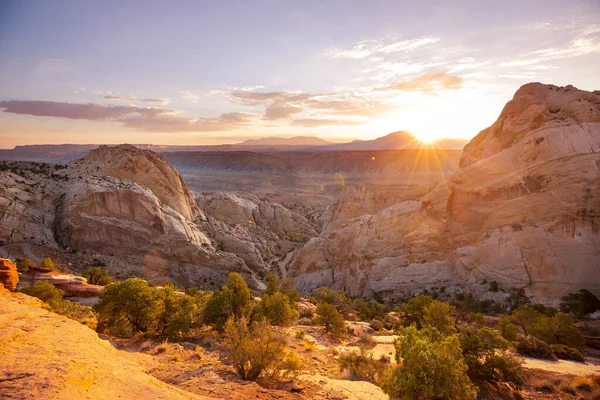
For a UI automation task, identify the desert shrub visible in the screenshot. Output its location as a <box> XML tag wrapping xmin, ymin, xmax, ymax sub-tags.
<box><xmin>561</xmin><ymin>289</ymin><xmax>600</xmax><ymax>319</ymax></box>
<box><xmin>265</xmin><ymin>272</ymin><xmax>280</xmax><ymax>295</ymax></box>
<box><xmin>573</xmin><ymin>377</ymin><xmax>593</xmax><ymax>392</ymax></box>
<box><xmin>337</xmin><ymin>346</ymin><xmax>386</xmax><ymax>384</ymax></box>
<box><xmin>15</xmin><ymin>257</ymin><xmax>35</xmax><ymax>272</ymax></box>
<box><xmin>497</xmin><ymin>315</ymin><xmax>518</xmax><ymax>341</ymax></box>
<box><xmin>39</xmin><ymin>256</ymin><xmax>56</xmax><ymax>270</ymax></box>
<box><xmin>223</xmin><ymin>317</ymin><xmax>302</xmax><ymax>381</ymax></box>
<box><xmin>532</xmin><ymin>312</ymin><xmax>585</xmax><ymax>350</ymax></box>
<box><xmin>20</xmin><ymin>281</ymin><xmax>64</xmax><ymax>310</ymax></box>
<box><xmin>380</xmin><ymin>325</ymin><xmax>478</xmax><ymax>400</ymax></box>
<box><xmin>280</xmin><ymin>279</ymin><xmax>300</xmax><ymax>303</ymax></box>
<box><xmin>550</xmin><ymin>344</ymin><xmax>586</xmax><ymax>362</ymax></box>
<box><xmin>467</xmin><ymin>312</ymin><xmax>485</xmax><ymax>327</ymax></box>
<box><xmin>58</xmin><ymin>300</ymin><xmax>98</xmax><ymax>329</ymax></box>
<box><xmin>458</xmin><ymin>325</ymin><xmax>523</xmax><ymax>385</ymax></box>
<box><xmin>369</xmin><ymin>319</ymin><xmax>383</xmax><ymax>331</ymax></box>
<box><xmin>303</xmin><ymin>340</ymin><xmax>317</xmax><ymax>352</ymax></box>
<box><xmin>256</xmin><ymin>292</ymin><xmax>298</xmax><ymax>326</ymax></box>
<box><xmin>511</xmin><ymin>306</ymin><xmax>543</xmax><ymax>335</ymax></box>
<box><xmin>353</xmin><ymin>299</ymin><xmax>387</xmax><ymax>322</ymax></box>
<box><xmin>358</xmin><ymin>332</ymin><xmax>375</xmax><ymax>346</ymax></box>
<box><xmin>295</xmin><ymin>330</ymin><xmax>305</xmax><ymax>339</ymax></box>
<box><xmin>560</xmin><ymin>383</ymin><xmax>577</xmax><ymax>395</ymax></box>
<box><xmin>515</xmin><ymin>336</ymin><xmax>556</xmax><ymax>360</ymax></box>
<box><xmin>314</xmin><ymin>287</ymin><xmax>350</xmax><ymax>315</ymax></box>
<box><xmin>399</xmin><ymin>295</ymin><xmax>433</xmax><ymax>329</ymax></box>
<box><xmin>203</xmin><ymin>272</ymin><xmax>252</xmax><ymax>331</ymax></box>
<box><xmin>156</xmin><ymin>284</ymin><xmax>197</xmax><ymax>340</ymax></box>
<box><xmin>423</xmin><ymin>300</ymin><xmax>456</xmax><ymax>336</ymax></box>
<box><xmin>316</xmin><ymin>303</ymin><xmax>347</xmax><ymax>340</ymax></box>
<box><xmin>94</xmin><ymin>278</ymin><xmax>163</xmax><ymax>337</ymax></box>
<box><xmin>505</xmin><ymin>288</ymin><xmax>531</xmax><ymax>311</ymax></box>
<box><xmin>535</xmin><ymin>382</ymin><xmax>556</xmax><ymax>393</ymax></box>
<box><xmin>82</xmin><ymin>266</ymin><xmax>112</xmax><ymax>286</ymax></box>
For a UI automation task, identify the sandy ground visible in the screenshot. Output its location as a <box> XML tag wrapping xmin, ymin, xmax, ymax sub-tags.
<box><xmin>522</xmin><ymin>357</ymin><xmax>600</xmax><ymax>376</ymax></box>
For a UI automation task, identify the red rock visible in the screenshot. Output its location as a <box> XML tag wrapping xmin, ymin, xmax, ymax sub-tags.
<box><xmin>0</xmin><ymin>258</ymin><xmax>19</xmax><ymax>290</ymax></box>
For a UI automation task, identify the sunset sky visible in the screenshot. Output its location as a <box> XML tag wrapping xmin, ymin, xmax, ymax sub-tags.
<box><xmin>1</xmin><ymin>0</ymin><xmax>599</xmax><ymax>148</ymax></box>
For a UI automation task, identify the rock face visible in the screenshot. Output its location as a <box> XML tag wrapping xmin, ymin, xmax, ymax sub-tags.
<box><xmin>287</xmin><ymin>83</ymin><xmax>600</xmax><ymax>303</ymax></box>
<box><xmin>0</xmin><ymin>258</ymin><xmax>18</xmax><ymax>290</ymax></box>
<box><xmin>0</xmin><ymin>287</ymin><xmax>207</xmax><ymax>399</ymax></box>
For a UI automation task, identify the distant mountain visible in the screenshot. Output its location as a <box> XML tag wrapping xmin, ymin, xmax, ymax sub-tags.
<box><xmin>237</xmin><ymin>136</ymin><xmax>333</xmax><ymax>146</ymax></box>
<box><xmin>323</xmin><ymin>131</ymin><xmax>468</xmax><ymax>151</ymax></box>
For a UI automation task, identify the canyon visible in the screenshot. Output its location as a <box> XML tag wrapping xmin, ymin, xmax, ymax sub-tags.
<box><xmin>0</xmin><ymin>83</ymin><xmax>599</xmax><ymax>304</ymax></box>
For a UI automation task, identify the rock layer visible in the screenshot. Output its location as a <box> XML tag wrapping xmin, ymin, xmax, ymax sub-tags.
<box><xmin>0</xmin><ymin>258</ymin><xmax>18</xmax><ymax>290</ymax></box>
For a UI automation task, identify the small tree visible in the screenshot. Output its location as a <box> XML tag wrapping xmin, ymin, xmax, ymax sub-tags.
<box><xmin>505</xmin><ymin>288</ymin><xmax>531</xmax><ymax>311</ymax></box>
<box><xmin>20</xmin><ymin>281</ymin><xmax>63</xmax><ymax>310</ymax></box>
<box><xmin>511</xmin><ymin>306</ymin><xmax>543</xmax><ymax>336</ymax></box>
<box><xmin>497</xmin><ymin>315</ymin><xmax>518</xmax><ymax>341</ymax></box>
<box><xmin>257</xmin><ymin>292</ymin><xmax>298</xmax><ymax>326</ymax></box>
<box><xmin>560</xmin><ymin>289</ymin><xmax>600</xmax><ymax>319</ymax></box>
<box><xmin>156</xmin><ymin>284</ymin><xmax>197</xmax><ymax>340</ymax></box>
<box><xmin>83</xmin><ymin>266</ymin><xmax>112</xmax><ymax>286</ymax></box>
<box><xmin>40</xmin><ymin>257</ymin><xmax>56</xmax><ymax>270</ymax></box>
<box><xmin>532</xmin><ymin>312</ymin><xmax>585</xmax><ymax>350</ymax></box>
<box><xmin>337</xmin><ymin>345</ymin><xmax>387</xmax><ymax>384</ymax></box>
<box><xmin>399</xmin><ymin>295</ymin><xmax>433</xmax><ymax>329</ymax></box>
<box><xmin>316</xmin><ymin>303</ymin><xmax>346</xmax><ymax>340</ymax></box>
<box><xmin>381</xmin><ymin>325</ymin><xmax>478</xmax><ymax>400</ymax></box>
<box><xmin>423</xmin><ymin>300</ymin><xmax>456</xmax><ymax>336</ymax></box>
<box><xmin>203</xmin><ymin>272</ymin><xmax>252</xmax><ymax>331</ymax></box>
<box><xmin>223</xmin><ymin>317</ymin><xmax>302</xmax><ymax>381</ymax></box>
<box><xmin>265</xmin><ymin>272</ymin><xmax>280</xmax><ymax>296</ymax></box>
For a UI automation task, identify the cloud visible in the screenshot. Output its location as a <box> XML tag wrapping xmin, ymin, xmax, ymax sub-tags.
<box><xmin>327</xmin><ymin>36</ymin><xmax>440</xmax><ymax>59</ymax></box>
<box><xmin>292</xmin><ymin>118</ymin><xmax>364</xmax><ymax>127</ymax></box>
<box><xmin>104</xmin><ymin>95</ymin><xmax>171</xmax><ymax>105</ymax></box>
<box><xmin>181</xmin><ymin>91</ymin><xmax>203</xmax><ymax>103</ymax></box>
<box><xmin>33</xmin><ymin>58</ymin><xmax>71</xmax><ymax>75</ymax></box>
<box><xmin>264</xmin><ymin>104</ymin><xmax>304</xmax><ymax>120</ymax></box>
<box><xmin>0</xmin><ymin>100</ymin><xmax>260</xmax><ymax>132</ymax></box>
<box><xmin>377</xmin><ymin>72</ymin><xmax>464</xmax><ymax>93</ymax></box>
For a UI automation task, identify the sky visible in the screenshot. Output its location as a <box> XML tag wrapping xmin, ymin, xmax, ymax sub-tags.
<box><xmin>0</xmin><ymin>0</ymin><xmax>599</xmax><ymax>148</ymax></box>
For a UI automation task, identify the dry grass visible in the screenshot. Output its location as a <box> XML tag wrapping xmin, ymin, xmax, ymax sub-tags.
<box><xmin>303</xmin><ymin>340</ymin><xmax>317</xmax><ymax>352</ymax></box>
<box><xmin>573</xmin><ymin>376</ymin><xmax>593</xmax><ymax>393</ymax></box>
<box><xmin>195</xmin><ymin>346</ymin><xmax>204</xmax><ymax>360</ymax></box>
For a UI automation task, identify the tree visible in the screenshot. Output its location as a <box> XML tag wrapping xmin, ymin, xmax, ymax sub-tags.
<box><xmin>532</xmin><ymin>312</ymin><xmax>585</xmax><ymax>350</ymax></box>
<box><xmin>203</xmin><ymin>272</ymin><xmax>252</xmax><ymax>331</ymax></box>
<box><xmin>510</xmin><ymin>306</ymin><xmax>543</xmax><ymax>336</ymax></box>
<box><xmin>20</xmin><ymin>281</ymin><xmax>63</xmax><ymax>310</ymax></box>
<box><xmin>316</xmin><ymin>303</ymin><xmax>346</xmax><ymax>339</ymax></box>
<box><xmin>265</xmin><ymin>272</ymin><xmax>280</xmax><ymax>296</ymax></box>
<box><xmin>497</xmin><ymin>315</ymin><xmax>518</xmax><ymax>342</ymax></box>
<box><xmin>560</xmin><ymin>289</ymin><xmax>600</xmax><ymax>319</ymax></box>
<box><xmin>423</xmin><ymin>300</ymin><xmax>456</xmax><ymax>336</ymax></box>
<box><xmin>380</xmin><ymin>325</ymin><xmax>478</xmax><ymax>400</ymax></box>
<box><xmin>399</xmin><ymin>295</ymin><xmax>433</xmax><ymax>329</ymax></box>
<box><xmin>280</xmin><ymin>279</ymin><xmax>300</xmax><ymax>303</ymax></box>
<box><xmin>223</xmin><ymin>317</ymin><xmax>302</xmax><ymax>381</ymax></box>
<box><xmin>83</xmin><ymin>266</ymin><xmax>112</xmax><ymax>286</ymax></box>
<box><xmin>94</xmin><ymin>278</ymin><xmax>163</xmax><ymax>337</ymax></box>
<box><xmin>15</xmin><ymin>257</ymin><xmax>35</xmax><ymax>272</ymax></box>
<box><xmin>458</xmin><ymin>325</ymin><xmax>523</xmax><ymax>385</ymax></box>
<box><xmin>156</xmin><ymin>284</ymin><xmax>197</xmax><ymax>340</ymax></box>
<box><xmin>505</xmin><ymin>288</ymin><xmax>531</xmax><ymax>311</ymax></box>
<box><xmin>256</xmin><ymin>292</ymin><xmax>298</xmax><ymax>326</ymax></box>
<box><xmin>40</xmin><ymin>257</ymin><xmax>56</xmax><ymax>270</ymax></box>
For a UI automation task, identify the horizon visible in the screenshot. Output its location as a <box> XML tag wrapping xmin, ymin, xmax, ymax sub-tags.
<box><xmin>1</xmin><ymin>0</ymin><xmax>599</xmax><ymax>148</ymax></box>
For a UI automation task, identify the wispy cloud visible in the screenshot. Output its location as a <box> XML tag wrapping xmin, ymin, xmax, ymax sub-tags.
<box><xmin>292</xmin><ymin>118</ymin><xmax>364</xmax><ymax>127</ymax></box>
<box><xmin>377</xmin><ymin>72</ymin><xmax>464</xmax><ymax>93</ymax></box>
<box><xmin>0</xmin><ymin>100</ymin><xmax>260</xmax><ymax>132</ymax></box>
<box><xmin>33</xmin><ymin>58</ymin><xmax>71</xmax><ymax>75</ymax></box>
<box><xmin>264</xmin><ymin>104</ymin><xmax>304</xmax><ymax>120</ymax></box>
<box><xmin>327</xmin><ymin>36</ymin><xmax>440</xmax><ymax>59</ymax></box>
<box><xmin>104</xmin><ymin>95</ymin><xmax>171</xmax><ymax>105</ymax></box>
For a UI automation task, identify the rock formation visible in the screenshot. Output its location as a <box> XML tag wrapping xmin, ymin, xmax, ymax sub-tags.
<box><xmin>17</xmin><ymin>267</ymin><xmax>104</xmax><ymax>305</ymax></box>
<box><xmin>0</xmin><ymin>286</ymin><xmax>208</xmax><ymax>399</ymax></box>
<box><xmin>287</xmin><ymin>83</ymin><xmax>600</xmax><ymax>304</ymax></box>
<box><xmin>0</xmin><ymin>258</ymin><xmax>18</xmax><ymax>290</ymax></box>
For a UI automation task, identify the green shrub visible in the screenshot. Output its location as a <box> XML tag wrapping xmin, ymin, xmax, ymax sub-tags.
<box><xmin>381</xmin><ymin>325</ymin><xmax>478</xmax><ymax>400</ymax></box>
<box><xmin>353</xmin><ymin>299</ymin><xmax>387</xmax><ymax>322</ymax></box>
<box><xmin>505</xmin><ymin>288</ymin><xmax>531</xmax><ymax>311</ymax></box>
<box><xmin>550</xmin><ymin>344</ymin><xmax>586</xmax><ymax>362</ymax></box>
<box><xmin>58</xmin><ymin>300</ymin><xmax>98</xmax><ymax>329</ymax></box>
<box><xmin>399</xmin><ymin>295</ymin><xmax>433</xmax><ymax>329</ymax></box>
<box><xmin>256</xmin><ymin>292</ymin><xmax>298</xmax><ymax>326</ymax></box>
<box><xmin>314</xmin><ymin>287</ymin><xmax>350</xmax><ymax>315</ymax></box>
<box><xmin>511</xmin><ymin>306</ymin><xmax>543</xmax><ymax>336</ymax></box>
<box><xmin>560</xmin><ymin>289</ymin><xmax>600</xmax><ymax>319</ymax></box>
<box><xmin>265</xmin><ymin>272</ymin><xmax>280</xmax><ymax>296</ymax></box>
<box><xmin>15</xmin><ymin>257</ymin><xmax>35</xmax><ymax>272</ymax></box>
<box><xmin>423</xmin><ymin>300</ymin><xmax>456</xmax><ymax>336</ymax></box>
<box><xmin>39</xmin><ymin>257</ymin><xmax>56</xmax><ymax>270</ymax></box>
<box><xmin>532</xmin><ymin>312</ymin><xmax>585</xmax><ymax>350</ymax></box>
<box><xmin>156</xmin><ymin>284</ymin><xmax>196</xmax><ymax>340</ymax></box>
<box><xmin>82</xmin><ymin>266</ymin><xmax>112</xmax><ymax>286</ymax></box>
<box><xmin>515</xmin><ymin>336</ymin><xmax>556</xmax><ymax>360</ymax></box>
<box><xmin>497</xmin><ymin>315</ymin><xmax>518</xmax><ymax>341</ymax></box>
<box><xmin>223</xmin><ymin>317</ymin><xmax>302</xmax><ymax>381</ymax></box>
<box><xmin>203</xmin><ymin>272</ymin><xmax>252</xmax><ymax>331</ymax></box>
<box><xmin>337</xmin><ymin>346</ymin><xmax>386</xmax><ymax>384</ymax></box>
<box><xmin>316</xmin><ymin>303</ymin><xmax>347</xmax><ymax>340</ymax></box>
<box><xmin>20</xmin><ymin>281</ymin><xmax>64</xmax><ymax>309</ymax></box>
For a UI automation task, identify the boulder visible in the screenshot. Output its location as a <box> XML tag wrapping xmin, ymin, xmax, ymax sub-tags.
<box><xmin>0</xmin><ymin>258</ymin><xmax>18</xmax><ymax>290</ymax></box>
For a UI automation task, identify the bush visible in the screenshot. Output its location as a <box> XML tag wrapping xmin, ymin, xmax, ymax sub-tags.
<box><xmin>15</xmin><ymin>257</ymin><xmax>35</xmax><ymax>272</ymax></box>
<box><xmin>511</xmin><ymin>306</ymin><xmax>543</xmax><ymax>336</ymax></box>
<box><xmin>505</xmin><ymin>288</ymin><xmax>531</xmax><ymax>311</ymax></box>
<box><xmin>256</xmin><ymin>292</ymin><xmax>298</xmax><ymax>326</ymax></box>
<box><xmin>515</xmin><ymin>336</ymin><xmax>556</xmax><ymax>360</ymax></box>
<box><xmin>82</xmin><ymin>267</ymin><xmax>112</xmax><ymax>286</ymax></box>
<box><xmin>59</xmin><ymin>299</ymin><xmax>98</xmax><ymax>329</ymax></box>
<box><xmin>369</xmin><ymin>319</ymin><xmax>383</xmax><ymax>331</ymax></box>
<box><xmin>265</xmin><ymin>272</ymin><xmax>280</xmax><ymax>296</ymax></box>
<box><xmin>573</xmin><ymin>377</ymin><xmax>593</xmax><ymax>392</ymax></box>
<box><xmin>561</xmin><ymin>289</ymin><xmax>600</xmax><ymax>319</ymax></box>
<box><xmin>423</xmin><ymin>300</ymin><xmax>456</xmax><ymax>336</ymax></box>
<box><xmin>303</xmin><ymin>341</ymin><xmax>317</xmax><ymax>352</ymax></box>
<box><xmin>550</xmin><ymin>344</ymin><xmax>586</xmax><ymax>362</ymax></box>
<box><xmin>532</xmin><ymin>312</ymin><xmax>585</xmax><ymax>350</ymax></box>
<box><xmin>497</xmin><ymin>315</ymin><xmax>518</xmax><ymax>341</ymax></box>
<box><xmin>489</xmin><ymin>280</ymin><xmax>500</xmax><ymax>292</ymax></box>
<box><xmin>353</xmin><ymin>299</ymin><xmax>387</xmax><ymax>322</ymax></box>
<box><xmin>156</xmin><ymin>284</ymin><xmax>197</xmax><ymax>340</ymax></box>
<box><xmin>203</xmin><ymin>272</ymin><xmax>252</xmax><ymax>331</ymax></box>
<box><xmin>40</xmin><ymin>257</ymin><xmax>56</xmax><ymax>270</ymax></box>
<box><xmin>223</xmin><ymin>317</ymin><xmax>302</xmax><ymax>381</ymax></box>
<box><xmin>399</xmin><ymin>295</ymin><xmax>433</xmax><ymax>329</ymax></box>
<box><xmin>337</xmin><ymin>346</ymin><xmax>386</xmax><ymax>384</ymax></box>
<box><xmin>20</xmin><ymin>281</ymin><xmax>64</xmax><ymax>310</ymax></box>
<box><xmin>381</xmin><ymin>325</ymin><xmax>478</xmax><ymax>400</ymax></box>
<box><xmin>316</xmin><ymin>303</ymin><xmax>347</xmax><ymax>340</ymax></box>
<box><xmin>314</xmin><ymin>287</ymin><xmax>350</xmax><ymax>315</ymax></box>
<box><xmin>458</xmin><ymin>325</ymin><xmax>523</xmax><ymax>385</ymax></box>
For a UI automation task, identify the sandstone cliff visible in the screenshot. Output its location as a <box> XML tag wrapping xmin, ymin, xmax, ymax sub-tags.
<box><xmin>287</xmin><ymin>83</ymin><xmax>600</xmax><ymax>304</ymax></box>
<box><xmin>0</xmin><ymin>286</ymin><xmax>208</xmax><ymax>399</ymax></box>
